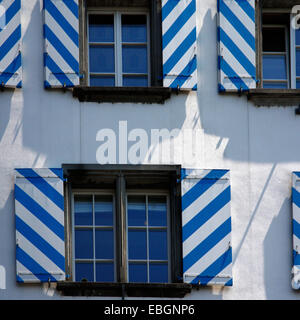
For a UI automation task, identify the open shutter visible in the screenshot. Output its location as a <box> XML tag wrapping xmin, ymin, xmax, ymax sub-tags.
<box><xmin>292</xmin><ymin>172</ymin><xmax>300</xmax><ymax>289</ymax></box>
<box><xmin>181</xmin><ymin>169</ymin><xmax>233</xmax><ymax>286</ymax></box>
<box><xmin>43</xmin><ymin>0</ymin><xmax>80</xmax><ymax>88</ymax></box>
<box><xmin>0</xmin><ymin>0</ymin><xmax>22</xmax><ymax>88</ymax></box>
<box><xmin>161</xmin><ymin>0</ymin><xmax>197</xmax><ymax>90</ymax></box>
<box><xmin>217</xmin><ymin>0</ymin><xmax>256</xmax><ymax>92</ymax></box>
<box><xmin>15</xmin><ymin>169</ymin><xmax>65</xmax><ymax>283</ymax></box>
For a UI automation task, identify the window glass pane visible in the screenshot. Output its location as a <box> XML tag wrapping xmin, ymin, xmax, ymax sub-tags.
<box><xmin>122</xmin><ymin>45</ymin><xmax>147</xmax><ymax>73</ymax></box>
<box><xmin>75</xmin><ymin>229</ymin><xmax>93</xmax><ymax>259</ymax></box>
<box><xmin>96</xmin><ymin>263</ymin><xmax>114</xmax><ymax>282</ymax></box>
<box><xmin>89</xmin><ymin>45</ymin><xmax>115</xmax><ymax>73</ymax></box>
<box><xmin>123</xmin><ymin>75</ymin><xmax>148</xmax><ymax>87</ymax></box>
<box><xmin>263</xmin><ymin>55</ymin><xmax>287</xmax><ymax>80</ymax></box>
<box><xmin>122</xmin><ymin>15</ymin><xmax>147</xmax><ymax>43</ymax></box>
<box><xmin>148</xmin><ymin>196</ymin><xmax>167</xmax><ymax>227</ymax></box>
<box><xmin>263</xmin><ymin>82</ymin><xmax>288</xmax><ymax>89</ymax></box>
<box><xmin>128</xmin><ymin>263</ymin><xmax>147</xmax><ymax>282</ymax></box>
<box><xmin>75</xmin><ymin>262</ymin><xmax>94</xmax><ymax>282</ymax></box>
<box><xmin>90</xmin><ymin>75</ymin><xmax>115</xmax><ymax>87</ymax></box>
<box><xmin>296</xmin><ymin>49</ymin><xmax>300</xmax><ymax>77</ymax></box>
<box><xmin>297</xmin><ymin>80</ymin><xmax>300</xmax><ymax>89</ymax></box>
<box><xmin>128</xmin><ymin>230</ymin><xmax>147</xmax><ymax>259</ymax></box>
<box><xmin>95</xmin><ymin>230</ymin><xmax>114</xmax><ymax>259</ymax></box>
<box><xmin>262</xmin><ymin>27</ymin><xmax>286</xmax><ymax>52</ymax></box>
<box><xmin>149</xmin><ymin>230</ymin><xmax>168</xmax><ymax>260</ymax></box>
<box><xmin>95</xmin><ymin>195</ymin><xmax>113</xmax><ymax>226</ymax></box>
<box><xmin>74</xmin><ymin>195</ymin><xmax>93</xmax><ymax>226</ymax></box>
<box><xmin>149</xmin><ymin>263</ymin><xmax>168</xmax><ymax>283</ymax></box>
<box><xmin>296</xmin><ymin>29</ymin><xmax>300</xmax><ymax>46</ymax></box>
<box><xmin>127</xmin><ymin>196</ymin><xmax>146</xmax><ymax>227</ymax></box>
<box><xmin>89</xmin><ymin>14</ymin><xmax>114</xmax><ymax>43</ymax></box>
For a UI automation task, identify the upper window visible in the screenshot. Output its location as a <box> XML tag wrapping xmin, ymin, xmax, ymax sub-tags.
<box><xmin>260</xmin><ymin>9</ymin><xmax>300</xmax><ymax>90</ymax></box>
<box><xmin>88</xmin><ymin>12</ymin><xmax>150</xmax><ymax>87</ymax></box>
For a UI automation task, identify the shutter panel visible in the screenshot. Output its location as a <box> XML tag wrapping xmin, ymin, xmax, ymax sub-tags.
<box><xmin>161</xmin><ymin>0</ymin><xmax>197</xmax><ymax>90</ymax></box>
<box><xmin>217</xmin><ymin>0</ymin><xmax>256</xmax><ymax>92</ymax></box>
<box><xmin>292</xmin><ymin>172</ymin><xmax>300</xmax><ymax>289</ymax></box>
<box><xmin>15</xmin><ymin>169</ymin><xmax>65</xmax><ymax>283</ymax></box>
<box><xmin>181</xmin><ymin>169</ymin><xmax>233</xmax><ymax>286</ymax></box>
<box><xmin>0</xmin><ymin>0</ymin><xmax>22</xmax><ymax>88</ymax></box>
<box><xmin>43</xmin><ymin>0</ymin><xmax>79</xmax><ymax>88</ymax></box>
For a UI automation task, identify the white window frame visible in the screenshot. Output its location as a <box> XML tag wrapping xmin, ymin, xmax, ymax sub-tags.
<box><xmin>290</xmin><ymin>13</ymin><xmax>300</xmax><ymax>89</ymax></box>
<box><xmin>125</xmin><ymin>190</ymin><xmax>171</xmax><ymax>284</ymax></box>
<box><xmin>262</xmin><ymin>24</ymin><xmax>290</xmax><ymax>88</ymax></box>
<box><xmin>72</xmin><ymin>190</ymin><xmax>116</xmax><ymax>282</ymax></box>
<box><xmin>87</xmin><ymin>8</ymin><xmax>151</xmax><ymax>87</ymax></box>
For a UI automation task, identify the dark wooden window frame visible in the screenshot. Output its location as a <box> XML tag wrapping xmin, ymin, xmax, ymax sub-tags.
<box><xmin>75</xmin><ymin>0</ymin><xmax>172</xmax><ymax>104</ymax></box>
<box><xmin>58</xmin><ymin>164</ymin><xmax>191</xmax><ymax>298</ymax></box>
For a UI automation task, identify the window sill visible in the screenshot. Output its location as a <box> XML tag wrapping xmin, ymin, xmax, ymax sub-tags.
<box><xmin>56</xmin><ymin>282</ymin><xmax>192</xmax><ymax>298</ymax></box>
<box><xmin>246</xmin><ymin>89</ymin><xmax>300</xmax><ymax>107</ymax></box>
<box><xmin>73</xmin><ymin>86</ymin><xmax>172</xmax><ymax>104</ymax></box>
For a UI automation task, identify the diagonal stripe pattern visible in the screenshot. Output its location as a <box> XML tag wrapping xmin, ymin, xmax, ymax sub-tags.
<box><xmin>217</xmin><ymin>0</ymin><xmax>256</xmax><ymax>92</ymax></box>
<box><xmin>0</xmin><ymin>0</ymin><xmax>22</xmax><ymax>88</ymax></box>
<box><xmin>15</xmin><ymin>168</ymin><xmax>65</xmax><ymax>283</ymax></box>
<box><xmin>181</xmin><ymin>169</ymin><xmax>233</xmax><ymax>286</ymax></box>
<box><xmin>43</xmin><ymin>0</ymin><xmax>79</xmax><ymax>88</ymax></box>
<box><xmin>292</xmin><ymin>172</ymin><xmax>300</xmax><ymax>289</ymax></box>
<box><xmin>162</xmin><ymin>0</ymin><xmax>197</xmax><ymax>90</ymax></box>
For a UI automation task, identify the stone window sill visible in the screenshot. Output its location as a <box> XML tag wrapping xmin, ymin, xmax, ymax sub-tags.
<box><xmin>246</xmin><ymin>89</ymin><xmax>300</xmax><ymax>107</ymax></box>
<box><xmin>72</xmin><ymin>86</ymin><xmax>172</xmax><ymax>104</ymax></box>
<box><xmin>56</xmin><ymin>282</ymin><xmax>192</xmax><ymax>298</ymax></box>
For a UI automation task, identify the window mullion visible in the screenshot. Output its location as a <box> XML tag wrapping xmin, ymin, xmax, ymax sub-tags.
<box><xmin>116</xmin><ymin>12</ymin><xmax>123</xmax><ymax>87</ymax></box>
<box><xmin>92</xmin><ymin>194</ymin><xmax>96</xmax><ymax>282</ymax></box>
<box><xmin>146</xmin><ymin>195</ymin><xmax>149</xmax><ymax>283</ymax></box>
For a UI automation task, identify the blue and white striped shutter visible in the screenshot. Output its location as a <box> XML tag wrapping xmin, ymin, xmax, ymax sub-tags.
<box><xmin>292</xmin><ymin>172</ymin><xmax>300</xmax><ymax>289</ymax></box>
<box><xmin>0</xmin><ymin>0</ymin><xmax>22</xmax><ymax>88</ymax></box>
<box><xmin>181</xmin><ymin>169</ymin><xmax>233</xmax><ymax>286</ymax></box>
<box><xmin>162</xmin><ymin>0</ymin><xmax>197</xmax><ymax>90</ymax></box>
<box><xmin>217</xmin><ymin>0</ymin><xmax>256</xmax><ymax>92</ymax></box>
<box><xmin>15</xmin><ymin>169</ymin><xmax>66</xmax><ymax>283</ymax></box>
<box><xmin>43</xmin><ymin>0</ymin><xmax>79</xmax><ymax>88</ymax></box>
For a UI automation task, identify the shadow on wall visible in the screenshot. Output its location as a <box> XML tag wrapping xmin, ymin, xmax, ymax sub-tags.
<box><xmin>263</xmin><ymin>197</ymin><xmax>295</xmax><ymax>299</ymax></box>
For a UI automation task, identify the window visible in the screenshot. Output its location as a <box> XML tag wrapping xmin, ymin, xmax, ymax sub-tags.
<box><xmin>64</xmin><ymin>165</ymin><xmax>183</xmax><ymax>288</ymax></box>
<box><xmin>259</xmin><ymin>7</ymin><xmax>300</xmax><ymax>90</ymax></box>
<box><xmin>87</xmin><ymin>12</ymin><xmax>150</xmax><ymax>87</ymax></box>
<box><xmin>72</xmin><ymin>191</ymin><xmax>170</xmax><ymax>283</ymax></box>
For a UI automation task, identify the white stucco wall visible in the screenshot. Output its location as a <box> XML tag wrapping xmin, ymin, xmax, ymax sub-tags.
<box><xmin>0</xmin><ymin>0</ymin><xmax>299</xmax><ymax>299</ymax></box>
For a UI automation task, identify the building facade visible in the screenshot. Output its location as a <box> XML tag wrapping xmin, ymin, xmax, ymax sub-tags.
<box><xmin>0</xmin><ymin>0</ymin><xmax>300</xmax><ymax>299</ymax></box>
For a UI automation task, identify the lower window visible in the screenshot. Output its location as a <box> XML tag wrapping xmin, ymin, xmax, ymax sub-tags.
<box><xmin>66</xmin><ymin>165</ymin><xmax>182</xmax><ymax>284</ymax></box>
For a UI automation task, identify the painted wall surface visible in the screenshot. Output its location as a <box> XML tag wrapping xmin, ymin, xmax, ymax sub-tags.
<box><xmin>0</xmin><ymin>0</ymin><xmax>299</xmax><ymax>299</ymax></box>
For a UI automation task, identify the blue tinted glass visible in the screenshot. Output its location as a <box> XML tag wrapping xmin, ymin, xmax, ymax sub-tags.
<box><xmin>149</xmin><ymin>263</ymin><xmax>168</xmax><ymax>283</ymax></box>
<box><xmin>263</xmin><ymin>55</ymin><xmax>287</xmax><ymax>80</ymax></box>
<box><xmin>90</xmin><ymin>75</ymin><xmax>115</xmax><ymax>86</ymax></box>
<box><xmin>122</xmin><ymin>45</ymin><xmax>147</xmax><ymax>73</ymax></box>
<box><xmin>122</xmin><ymin>15</ymin><xmax>147</xmax><ymax>42</ymax></box>
<box><xmin>95</xmin><ymin>195</ymin><xmax>113</xmax><ymax>226</ymax></box>
<box><xmin>127</xmin><ymin>196</ymin><xmax>146</xmax><ymax>226</ymax></box>
<box><xmin>95</xmin><ymin>230</ymin><xmax>114</xmax><ymax>259</ymax></box>
<box><xmin>148</xmin><ymin>196</ymin><xmax>167</xmax><ymax>227</ymax></box>
<box><xmin>89</xmin><ymin>45</ymin><xmax>115</xmax><ymax>73</ymax></box>
<box><xmin>263</xmin><ymin>82</ymin><xmax>287</xmax><ymax>89</ymax></box>
<box><xmin>123</xmin><ymin>76</ymin><xmax>148</xmax><ymax>87</ymax></box>
<box><xmin>128</xmin><ymin>230</ymin><xmax>147</xmax><ymax>259</ymax></box>
<box><xmin>297</xmin><ymin>80</ymin><xmax>300</xmax><ymax>89</ymax></box>
<box><xmin>75</xmin><ymin>229</ymin><xmax>93</xmax><ymax>259</ymax></box>
<box><xmin>128</xmin><ymin>263</ymin><xmax>147</xmax><ymax>282</ymax></box>
<box><xmin>96</xmin><ymin>263</ymin><xmax>114</xmax><ymax>282</ymax></box>
<box><xmin>296</xmin><ymin>29</ymin><xmax>300</xmax><ymax>46</ymax></box>
<box><xmin>149</xmin><ymin>230</ymin><xmax>168</xmax><ymax>260</ymax></box>
<box><xmin>89</xmin><ymin>15</ymin><xmax>114</xmax><ymax>42</ymax></box>
<box><xmin>297</xmin><ymin>49</ymin><xmax>300</xmax><ymax>77</ymax></box>
<box><xmin>74</xmin><ymin>195</ymin><xmax>92</xmax><ymax>226</ymax></box>
<box><xmin>75</xmin><ymin>262</ymin><xmax>93</xmax><ymax>282</ymax></box>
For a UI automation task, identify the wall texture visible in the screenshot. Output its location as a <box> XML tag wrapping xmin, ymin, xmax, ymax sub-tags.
<box><xmin>0</xmin><ymin>0</ymin><xmax>299</xmax><ymax>299</ymax></box>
